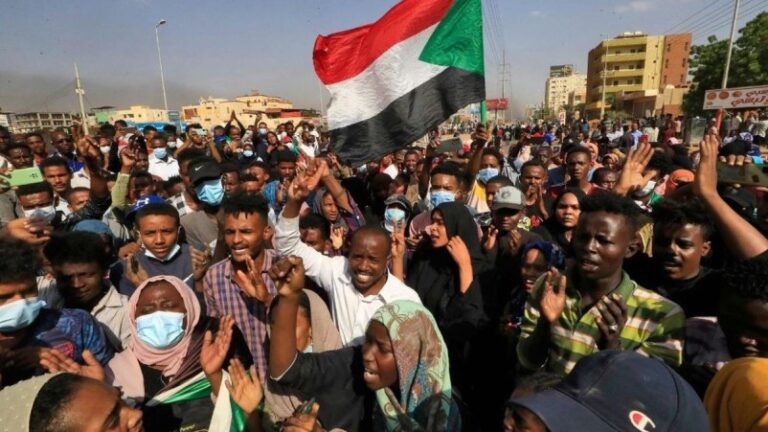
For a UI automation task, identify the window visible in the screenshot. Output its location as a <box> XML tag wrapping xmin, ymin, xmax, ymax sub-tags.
<box><xmin>666</xmin><ymin>44</ymin><xmax>671</xmax><ymax>51</ymax></box>
<box><xmin>663</xmin><ymin>75</ymin><xmax>667</xmax><ymax>84</ymax></box>
<box><xmin>680</xmin><ymin>74</ymin><xmax>684</xmax><ymax>82</ymax></box>
<box><xmin>629</xmin><ymin>65</ymin><xmax>635</xmax><ymax>70</ymax></box>
<box><xmin>635</xmin><ymin>79</ymin><xmax>641</xmax><ymax>84</ymax></box>
<box><xmin>613</xmin><ymin>81</ymin><xmax>619</xmax><ymax>86</ymax></box>
<box><xmin>682</xmin><ymin>58</ymin><xmax>686</xmax><ymax>67</ymax></box>
<box><xmin>630</xmin><ymin>49</ymin><xmax>636</xmax><ymax>53</ymax></box>
<box><xmin>665</xmin><ymin>59</ymin><xmax>669</xmax><ymax>67</ymax></box>
<box><xmin>614</xmin><ymin>66</ymin><xmax>620</xmax><ymax>71</ymax></box>
<box><xmin>684</xmin><ymin>42</ymin><xmax>689</xmax><ymax>50</ymax></box>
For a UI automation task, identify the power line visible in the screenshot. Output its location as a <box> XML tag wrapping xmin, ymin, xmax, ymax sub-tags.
<box><xmin>686</xmin><ymin>0</ymin><xmax>758</xmax><ymax>35</ymax></box>
<box><xmin>673</xmin><ymin>1</ymin><xmax>733</xmax><ymax>34</ymax></box>
<box><xmin>664</xmin><ymin>0</ymin><xmax>725</xmax><ymax>33</ymax></box>
<box><xmin>690</xmin><ymin>0</ymin><xmax>763</xmax><ymax>41</ymax></box>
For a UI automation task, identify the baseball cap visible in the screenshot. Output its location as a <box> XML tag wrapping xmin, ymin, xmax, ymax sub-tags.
<box><xmin>510</xmin><ymin>350</ymin><xmax>709</xmax><ymax>432</ymax></box>
<box><xmin>127</xmin><ymin>194</ymin><xmax>166</xmax><ymax>221</ymax></box>
<box><xmin>189</xmin><ymin>159</ymin><xmax>222</xmax><ymax>187</ymax></box>
<box><xmin>492</xmin><ymin>186</ymin><xmax>524</xmax><ymax>211</ymax></box>
<box><xmin>384</xmin><ymin>194</ymin><xmax>411</xmax><ymax>212</ymax></box>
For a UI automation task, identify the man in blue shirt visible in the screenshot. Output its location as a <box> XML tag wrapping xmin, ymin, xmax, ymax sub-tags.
<box><xmin>0</xmin><ymin>237</ymin><xmax>112</xmax><ymax>386</ymax></box>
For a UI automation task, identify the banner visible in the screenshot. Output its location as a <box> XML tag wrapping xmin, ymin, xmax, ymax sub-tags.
<box><xmin>703</xmin><ymin>85</ymin><xmax>768</xmax><ymax>110</ymax></box>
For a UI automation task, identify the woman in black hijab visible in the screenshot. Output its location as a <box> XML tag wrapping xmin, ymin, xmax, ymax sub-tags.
<box><xmin>406</xmin><ymin>201</ymin><xmax>489</xmax><ymax>420</ymax></box>
<box><xmin>533</xmin><ymin>187</ymin><xmax>586</xmax><ymax>256</ymax></box>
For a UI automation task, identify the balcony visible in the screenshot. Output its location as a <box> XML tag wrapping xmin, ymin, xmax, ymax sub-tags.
<box><xmin>590</xmin><ymin>83</ymin><xmax>645</xmax><ymax>94</ymax></box>
<box><xmin>605</xmin><ymin>69</ymin><xmax>644</xmax><ymax>79</ymax></box>
<box><xmin>591</xmin><ymin>52</ymin><xmax>647</xmax><ymax>66</ymax></box>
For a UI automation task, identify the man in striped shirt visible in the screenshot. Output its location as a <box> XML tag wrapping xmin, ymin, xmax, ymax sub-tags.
<box><xmin>518</xmin><ymin>193</ymin><xmax>684</xmax><ymax>375</ymax></box>
<box><xmin>203</xmin><ymin>191</ymin><xmax>277</xmax><ymax>380</ymax></box>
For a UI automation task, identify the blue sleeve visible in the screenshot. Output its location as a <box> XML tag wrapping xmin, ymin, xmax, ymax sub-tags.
<box><xmin>76</xmin><ymin>310</ymin><xmax>114</xmax><ymax>365</ymax></box>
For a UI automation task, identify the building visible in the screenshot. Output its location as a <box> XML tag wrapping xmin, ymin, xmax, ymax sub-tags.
<box><xmin>108</xmin><ymin>105</ymin><xmax>169</xmax><ymax>124</ymax></box>
<box><xmin>181</xmin><ymin>91</ymin><xmax>314</xmax><ymax>131</ymax></box>
<box><xmin>544</xmin><ymin>68</ymin><xmax>587</xmax><ymax>112</ymax></box>
<box><xmin>9</xmin><ymin>112</ymin><xmax>80</xmax><ymax>134</ymax></box>
<box><xmin>585</xmin><ymin>31</ymin><xmax>692</xmax><ymax>118</ymax></box>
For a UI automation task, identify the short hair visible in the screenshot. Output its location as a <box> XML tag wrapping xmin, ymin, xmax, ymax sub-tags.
<box><xmin>135</xmin><ymin>202</ymin><xmax>181</xmax><ymax>228</ymax></box>
<box><xmin>239</xmin><ymin>173</ymin><xmax>258</xmax><ymax>182</ymax></box>
<box><xmin>5</xmin><ymin>142</ymin><xmax>32</xmax><ymax>154</ymax></box>
<box><xmin>163</xmin><ymin>124</ymin><xmax>177</xmax><ymax>134</ymax></box>
<box><xmin>647</xmin><ymin>154</ymin><xmax>672</xmax><ymax>177</ymax></box>
<box><xmin>651</xmin><ymin>198</ymin><xmax>713</xmax><ymax>240</ymax></box>
<box><xmin>393</xmin><ymin>173</ymin><xmax>410</xmax><ymax>186</ymax></box>
<box><xmin>592</xmin><ymin>167</ymin><xmax>617</xmax><ymax>182</ymax></box>
<box><xmin>44</xmin><ymin>232</ymin><xmax>110</xmax><ymax>270</ymax></box>
<box><xmin>487</xmin><ymin>175</ymin><xmax>513</xmax><ymax>187</ymax></box>
<box><xmin>220</xmin><ymin>161</ymin><xmax>240</xmax><ymax>174</ymax></box>
<box><xmin>162</xmin><ymin>176</ymin><xmax>183</xmax><ymax>193</ymax></box>
<box><xmin>130</xmin><ymin>170</ymin><xmax>154</xmax><ymax>183</ymax></box>
<box><xmin>99</xmin><ymin>123</ymin><xmax>116</xmax><ymax>138</ymax></box>
<box><xmin>25</xmin><ymin>132</ymin><xmax>44</xmax><ymax>141</ymax></box>
<box><xmin>176</xmin><ymin>148</ymin><xmax>206</xmax><ymax>166</ymax></box>
<box><xmin>221</xmin><ymin>190</ymin><xmax>270</xmax><ymax>222</ymax></box>
<box><xmin>274</xmin><ymin>149</ymin><xmax>297</xmax><ymax>164</ymax></box>
<box><xmin>185</xmin><ymin>123</ymin><xmax>202</xmax><ymax>133</ymax></box>
<box><xmin>64</xmin><ymin>186</ymin><xmax>90</xmax><ymax>202</ymax></box>
<box><xmin>405</xmin><ymin>149</ymin><xmax>420</xmax><ymax>158</ymax></box>
<box><xmin>520</xmin><ymin>160</ymin><xmax>547</xmax><ymax>175</ymax></box>
<box><xmin>350</xmin><ymin>224</ymin><xmax>392</xmax><ymax>251</ymax></box>
<box><xmin>0</xmin><ymin>237</ymin><xmax>39</xmax><ymax>283</ymax></box>
<box><xmin>580</xmin><ymin>192</ymin><xmax>641</xmax><ymax>232</ymax></box>
<box><xmin>300</xmin><ymin>213</ymin><xmax>331</xmax><ymax>240</ymax></box>
<box><xmin>431</xmin><ymin>161</ymin><xmax>463</xmax><ymax>183</ymax></box>
<box><xmin>16</xmin><ymin>181</ymin><xmax>54</xmax><ymax>198</ymax></box>
<box><xmin>40</xmin><ymin>156</ymin><xmax>71</xmax><ymax>173</ymax></box>
<box><xmin>721</xmin><ymin>253</ymin><xmax>768</xmax><ymax>302</ymax></box>
<box><xmin>29</xmin><ymin>373</ymin><xmax>91</xmax><ymax>432</ymax></box>
<box><xmin>247</xmin><ymin>160</ymin><xmax>270</xmax><ymax>173</ymax></box>
<box><xmin>566</xmin><ymin>146</ymin><xmax>592</xmax><ymax>161</ymax></box>
<box><xmin>142</xmin><ymin>125</ymin><xmax>157</xmax><ymax>133</ymax></box>
<box><xmin>114</xmin><ymin>119</ymin><xmax>128</xmax><ymax>128</ymax></box>
<box><xmin>481</xmin><ymin>147</ymin><xmax>504</xmax><ymax>166</ymax></box>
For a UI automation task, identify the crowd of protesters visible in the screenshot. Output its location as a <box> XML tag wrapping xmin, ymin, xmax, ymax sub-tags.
<box><xmin>0</xmin><ymin>107</ymin><xmax>766</xmax><ymax>432</ymax></box>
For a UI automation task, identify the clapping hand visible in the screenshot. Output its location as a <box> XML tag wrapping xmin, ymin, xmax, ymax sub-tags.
<box><xmin>39</xmin><ymin>349</ymin><xmax>105</xmax><ymax>382</ymax></box>
<box><xmin>330</xmin><ymin>226</ymin><xmax>346</xmax><ymax>251</ymax></box>
<box><xmin>615</xmin><ymin>141</ymin><xmax>654</xmax><ymax>196</ymax></box>
<box><xmin>482</xmin><ymin>225</ymin><xmax>498</xmax><ymax>253</ymax></box>
<box><xmin>595</xmin><ymin>293</ymin><xmax>627</xmax><ymax>350</ymax></box>
<box><xmin>268</xmin><ymin>256</ymin><xmax>306</xmax><ymax>297</ymax></box>
<box><xmin>539</xmin><ymin>269</ymin><xmax>567</xmax><ymax>324</ymax></box>
<box><xmin>201</xmin><ymin>315</ymin><xmax>234</xmax><ymax>377</ymax></box>
<box><xmin>694</xmin><ymin>133</ymin><xmax>719</xmax><ymax>199</ymax></box>
<box><xmin>390</xmin><ymin>220</ymin><xmax>406</xmax><ymax>259</ymax></box>
<box><xmin>225</xmin><ymin>358</ymin><xmax>263</xmax><ymax>415</ymax></box>
<box><xmin>191</xmin><ymin>247</ymin><xmax>212</xmax><ymax>282</ymax></box>
<box><xmin>233</xmin><ymin>256</ymin><xmax>273</xmax><ymax>305</ymax></box>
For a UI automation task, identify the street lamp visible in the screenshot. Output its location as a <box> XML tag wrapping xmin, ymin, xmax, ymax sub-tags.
<box><xmin>155</xmin><ymin>19</ymin><xmax>169</xmax><ymax>111</ymax></box>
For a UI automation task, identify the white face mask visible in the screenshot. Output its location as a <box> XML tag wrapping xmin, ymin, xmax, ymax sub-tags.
<box><xmin>100</xmin><ymin>145</ymin><xmax>111</xmax><ymax>154</ymax></box>
<box><xmin>633</xmin><ymin>180</ymin><xmax>657</xmax><ymax>198</ymax></box>
<box><xmin>23</xmin><ymin>205</ymin><xmax>56</xmax><ymax>223</ymax></box>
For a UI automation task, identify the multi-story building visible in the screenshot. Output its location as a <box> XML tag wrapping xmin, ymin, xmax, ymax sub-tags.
<box><xmin>544</xmin><ymin>68</ymin><xmax>587</xmax><ymax>112</ymax></box>
<box><xmin>585</xmin><ymin>32</ymin><xmax>692</xmax><ymax>118</ymax></box>
<box><xmin>181</xmin><ymin>91</ymin><xmax>307</xmax><ymax>130</ymax></box>
<box><xmin>108</xmin><ymin>105</ymin><xmax>169</xmax><ymax>124</ymax></box>
<box><xmin>10</xmin><ymin>112</ymin><xmax>80</xmax><ymax>134</ymax></box>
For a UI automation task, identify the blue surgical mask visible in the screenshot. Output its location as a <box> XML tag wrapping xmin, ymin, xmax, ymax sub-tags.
<box><xmin>243</xmin><ymin>150</ymin><xmax>254</xmax><ymax>158</ymax></box>
<box><xmin>0</xmin><ymin>297</ymin><xmax>46</xmax><ymax>332</ymax></box>
<box><xmin>195</xmin><ymin>178</ymin><xmax>224</xmax><ymax>206</ymax></box>
<box><xmin>144</xmin><ymin>243</ymin><xmax>181</xmax><ymax>262</ymax></box>
<box><xmin>477</xmin><ymin>167</ymin><xmax>499</xmax><ymax>184</ymax></box>
<box><xmin>384</xmin><ymin>207</ymin><xmax>407</xmax><ymax>232</ymax></box>
<box><xmin>153</xmin><ymin>147</ymin><xmax>168</xmax><ymax>159</ymax></box>
<box><xmin>430</xmin><ymin>190</ymin><xmax>455</xmax><ymax>209</ymax></box>
<box><xmin>258</xmin><ymin>128</ymin><xmax>267</xmax><ymax>136</ymax></box>
<box><xmin>136</xmin><ymin>311</ymin><xmax>185</xmax><ymax>349</ymax></box>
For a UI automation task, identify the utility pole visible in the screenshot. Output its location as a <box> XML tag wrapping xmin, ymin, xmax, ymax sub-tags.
<box><xmin>715</xmin><ymin>0</ymin><xmax>741</xmax><ymax>131</ymax></box>
<box><xmin>496</xmin><ymin>51</ymin><xmax>510</xmax><ymax>124</ymax></box>
<box><xmin>155</xmin><ymin>19</ymin><xmax>169</xmax><ymax>111</ymax></box>
<box><xmin>74</xmin><ymin>63</ymin><xmax>89</xmax><ymax>136</ymax></box>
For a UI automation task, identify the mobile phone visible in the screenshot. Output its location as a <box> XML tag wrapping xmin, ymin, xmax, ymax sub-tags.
<box><xmin>716</xmin><ymin>162</ymin><xmax>768</xmax><ymax>187</ymax></box>
<box><xmin>294</xmin><ymin>397</ymin><xmax>316</xmax><ymax>416</ymax></box>
<box><xmin>194</xmin><ymin>128</ymin><xmax>207</xmax><ymax>136</ymax></box>
<box><xmin>2</xmin><ymin>167</ymin><xmax>44</xmax><ymax>187</ymax></box>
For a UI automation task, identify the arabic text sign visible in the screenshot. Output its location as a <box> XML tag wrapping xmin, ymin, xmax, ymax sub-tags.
<box><xmin>704</xmin><ymin>85</ymin><xmax>768</xmax><ymax>110</ymax></box>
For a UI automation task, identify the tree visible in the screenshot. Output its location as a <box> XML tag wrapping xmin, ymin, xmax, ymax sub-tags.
<box><xmin>684</xmin><ymin>12</ymin><xmax>768</xmax><ymax>117</ymax></box>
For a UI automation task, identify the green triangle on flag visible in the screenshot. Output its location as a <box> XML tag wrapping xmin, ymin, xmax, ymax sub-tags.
<box><xmin>419</xmin><ymin>0</ymin><xmax>484</xmax><ymax>75</ymax></box>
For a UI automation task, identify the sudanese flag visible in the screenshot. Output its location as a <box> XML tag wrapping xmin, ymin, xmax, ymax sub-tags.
<box><xmin>314</xmin><ymin>0</ymin><xmax>485</xmax><ymax>165</ymax></box>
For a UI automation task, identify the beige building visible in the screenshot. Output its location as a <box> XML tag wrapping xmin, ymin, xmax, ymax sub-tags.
<box><xmin>545</xmin><ymin>69</ymin><xmax>587</xmax><ymax>112</ymax></box>
<box><xmin>585</xmin><ymin>31</ymin><xmax>691</xmax><ymax>118</ymax></box>
<box><xmin>9</xmin><ymin>112</ymin><xmax>80</xmax><ymax>134</ymax></box>
<box><xmin>108</xmin><ymin>105</ymin><xmax>169</xmax><ymax>123</ymax></box>
<box><xmin>181</xmin><ymin>92</ymin><xmax>301</xmax><ymax>130</ymax></box>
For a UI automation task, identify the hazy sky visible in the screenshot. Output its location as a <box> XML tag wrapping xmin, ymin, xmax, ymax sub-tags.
<box><xmin>0</xmin><ymin>0</ymin><xmax>761</xmax><ymax>117</ymax></box>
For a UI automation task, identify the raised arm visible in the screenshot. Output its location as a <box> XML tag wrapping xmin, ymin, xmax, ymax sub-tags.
<box><xmin>268</xmin><ymin>257</ymin><xmax>306</xmax><ymax>378</ymax></box>
<box><xmin>467</xmin><ymin>126</ymin><xmax>491</xmax><ymax>178</ymax></box>
<box><xmin>694</xmin><ymin>133</ymin><xmax>768</xmax><ymax>259</ymax></box>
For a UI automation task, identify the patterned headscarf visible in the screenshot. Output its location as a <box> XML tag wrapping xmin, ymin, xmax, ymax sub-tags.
<box><xmin>371</xmin><ymin>300</ymin><xmax>459</xmax><ymax>431</ymax></box>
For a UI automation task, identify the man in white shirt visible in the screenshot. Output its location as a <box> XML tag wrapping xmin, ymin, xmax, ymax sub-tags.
<box><xmin>148</xmin><ymin>136</ymin><xmax>180</xmax><ymax>180</ymax></box>
<box><xmin>276</xmin><ymin>170</ymin><xmax>421</xmax><ymax>346</ymax></box>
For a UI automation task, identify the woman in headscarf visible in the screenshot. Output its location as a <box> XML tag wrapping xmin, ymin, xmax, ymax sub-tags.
<box><xmin>262</xmin><ymin>290</ymin><xmax>342</xmax><ymax>431</ymax></box>
<box><xmin>704</xmin><ymin>357</ymin><xmax>768</xmax><ymax>431</ymax></box>
<box><xmin>269</xmin><ymin>258</ymin><xmax>461</xmax><ymax>432</ymax></box>
<box><xmin>532</xmin><ymin>188</ymin><xmax>585</xmax><ymax>255</ymax></box>
<box><xmin>105</xmin><ymin>275</ymin><xmax>250</xmax><ymax>431</ymax></box>
<box><xmin>407</xmin><ymin>201</ymin><xmax>488</xmax><ymax>356</ymax></box>
<box><xmin>664</xmin><ymin>168</ymin><xmax>695</xmax><ymax>195</ymax></box>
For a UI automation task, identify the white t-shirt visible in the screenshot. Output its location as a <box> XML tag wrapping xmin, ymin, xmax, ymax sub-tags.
<box><xmin>148</xmin><ymin>155</ymin><xmax>180</xmax><ymax>180</ymax></box>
